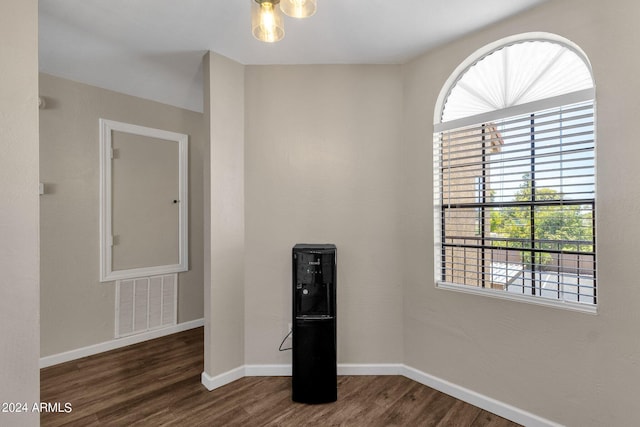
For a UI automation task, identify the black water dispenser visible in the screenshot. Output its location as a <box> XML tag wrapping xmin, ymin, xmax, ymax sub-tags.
<box><xmin>292</xmin><ymin>244</ymin><xmax>337</xmax><ymax>403</ymax></box>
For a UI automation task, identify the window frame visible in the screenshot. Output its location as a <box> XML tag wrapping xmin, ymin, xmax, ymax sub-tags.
<box><xmin>433</xmin><ymin>33</ymin><xmax>597</xmax><ymax>315</ymax></box>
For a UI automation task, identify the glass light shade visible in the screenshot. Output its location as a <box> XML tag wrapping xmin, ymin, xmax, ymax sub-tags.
<box><xmin>280</xmin><ymin>0</ymin><xmax>316</xmax><ymax>18</ymax></box>
<box><xmin>251</xmin><ymin>0</ymin><xmax>285</xmax><ymax>43</ymax></box>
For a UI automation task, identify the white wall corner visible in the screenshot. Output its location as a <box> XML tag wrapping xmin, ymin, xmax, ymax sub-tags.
<box><xmin>201</xmin><ymin>366</ymin><xmax>245</xmax><ymax>391</ymax></box>
<box><xmin>401</xmin><ymin>365</ymin><xmax>564</xmax><ymax>427</ymax></box>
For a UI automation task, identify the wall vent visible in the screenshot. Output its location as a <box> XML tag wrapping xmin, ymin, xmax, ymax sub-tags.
<box><xmin>115</xmin><ymin>274</ymin><xmax>177</xmax><ymax>338</ymax></box>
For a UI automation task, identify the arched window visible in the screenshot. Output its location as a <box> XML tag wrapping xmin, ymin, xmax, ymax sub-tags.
<box><xmin>434</xmin><ymin>33</ymin><xmax>596</xmax><ymax>311</ymax></box>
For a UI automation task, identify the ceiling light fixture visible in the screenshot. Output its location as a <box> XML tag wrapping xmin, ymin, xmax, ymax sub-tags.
<box><xmin>252</xmin><ymin>0</ymin><xmax>284</xmax><ymax>43</ymax></box>
<box><xmin>251</xmin><ymin>0</ymin><xmax>316</xmax><ymax>43</ymax></box>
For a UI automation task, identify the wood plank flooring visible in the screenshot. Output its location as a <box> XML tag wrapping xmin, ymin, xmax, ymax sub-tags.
<box><xmin>40</xmin><ymin>327</ymin><xmax>520</xmax><ymax>426</ymax></box>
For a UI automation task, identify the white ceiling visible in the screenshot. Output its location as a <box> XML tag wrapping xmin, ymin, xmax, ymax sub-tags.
<box><xmin>39</xmin><ymin>0</ymin><xmax>548</xmax><ymax>112</ymax></box>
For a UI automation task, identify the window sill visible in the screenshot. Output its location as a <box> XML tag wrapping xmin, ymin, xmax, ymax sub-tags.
<box><xmin>436</xmin><ymin>281</ymin><xmax>598</xmax><ymax>315</ymax></box>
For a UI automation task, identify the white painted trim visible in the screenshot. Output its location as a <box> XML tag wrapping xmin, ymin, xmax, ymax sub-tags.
<box><xmin>436</xmin><ymin>281</ymin><xmax>597</xmax><ymax>315</ymax></box>
<box><xmin>245</xmin><ymin>364</ymin><xmax>291</xmax><ymax>376</ymax></box>
<box><xmin>401</xmin><ymin>365</ymin><xmax>563</xmax><ymax>427</ymax></box>
<box><xmin>39</xmin><ymin>318</ymin><xmax>204</xmax><ymax>369</ymax></box>
<box><xmin>40</xmin><ymin>342</ymin><xmax>564</xmax><ymax>427</ymax></box>
<box><xmin>42</xmin><ymin>348</ymin><xmax>559</xmax><ymax>427</ymax></box>
<box><xmin>201</xmin><ymin>366</ymin><xmax>245</xmax><ymax>391</ymax></box>
<box><xmin>242</xmin><ymin>363</ymin><xmax>404</xmax><ymax>377</ymax></box>
<box><xmin>99</xmin><ymin>118</ymin><xmax>111</xmax><ymax>282</ymax></box>
<box><xmin>99</xmin><ymin>118</ymin><xmax>189</xmax><ymax>282</ymax></box>
<box><xmin>102</xmin><ymin>264</ymin><xmax>188</xmax><ymax>282</ymax></box>
<box><xmin>204</xmin><ymin>363</ymin><xmax>562</xmax><ymax>425</ymax></box>
<box><xmin>338</xmin><ymin>363</ymin><xmax>404</xmax><ymax>375</ymax></box>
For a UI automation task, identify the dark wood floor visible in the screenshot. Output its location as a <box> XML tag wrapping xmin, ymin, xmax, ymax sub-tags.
<box><xmin>41</xmin><ymin>327</ymin><xmax>520</xmax><ymax>426</ymax></box>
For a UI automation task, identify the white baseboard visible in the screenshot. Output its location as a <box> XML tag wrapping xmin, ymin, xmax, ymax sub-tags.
<box><xmin>41</xmin><ymin>329</ymin><xmax>559</xmax><ymax>427</ymax></box>
<box><xmin>202</xmin><ymin>363</ymin><xmax>561</xmax><ymax>427</ymax></box>
<box><xmin>401</xmin><ymin>365</ymin><xmax>563</xmax><ymax>427</ymax></box>
<box><xmin>242</xmin><ymin>363</ymin><xmax>403</xmax><ymax>377</ymax></box>
<box><xmin>201</xmin><ymin>366</ymin><xmax>245</xmax><ymax>391</ymax></box>
<box><xmin>339</xmin><ymin>363</ymin><xmax>403</xmax><ymax>375</ymax></box>
<box><xmin>245</xmin><ymin>364</ymin><xmax>291</xmax><ymax>376</ymax></box>
<box><xmin>39</xmin><ymin>318</ymin><xmax>204</xmax><ymax>369</ymax></box>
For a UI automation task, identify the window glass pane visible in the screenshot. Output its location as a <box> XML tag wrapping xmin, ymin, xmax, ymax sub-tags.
<box><xmin>439</xmin><ymin>102</ymin><xmax>595</xmax><ymax>305</ymax></box>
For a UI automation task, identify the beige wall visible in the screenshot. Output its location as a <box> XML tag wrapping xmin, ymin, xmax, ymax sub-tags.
<box><xmin>0</xmin><ymin>0</ymin><xmax>40</xmax><ymax>425</ymax></box>
<box><xmin>39</xmin><ymin>73</ymin><xmax>204</xmax><ymax>357</ymax></box>
<box><xmin>244</xmin><ymin>65</ymin><xmax>404</xmax><ymax>364</ymax></box>
<box><xmin>402</xmin><ymin>0</ymin><xmax>640</xmax><ymax>425</ymax></box>
<box><xmin>203</xmin><ymin>52</ymin><xmax>245</xmax><ymax>376</ymax></box>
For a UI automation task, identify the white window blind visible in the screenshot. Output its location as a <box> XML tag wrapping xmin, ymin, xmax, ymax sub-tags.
<box><xmin>441</xmin><ymin>40</ymin><xmax>593</xmax><ymax>124</ymax></box>
<box><xmin>437</xmin><ymin>101</ymin><xmax>596</xmax><ymax>305</ymax></box>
